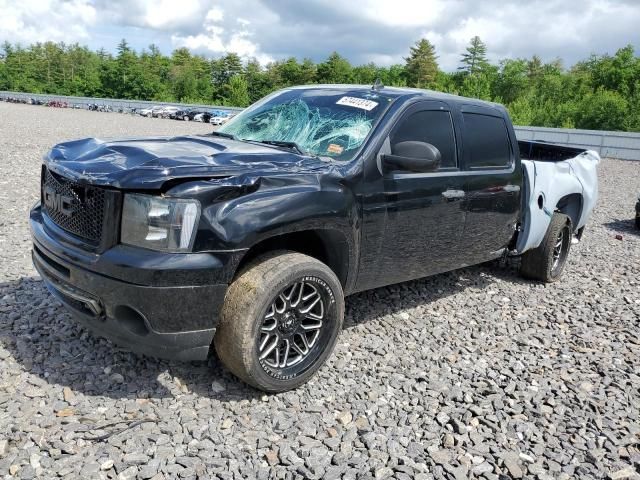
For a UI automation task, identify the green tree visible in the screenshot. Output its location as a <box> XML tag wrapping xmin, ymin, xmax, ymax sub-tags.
<box><xmin>211</xmin><ymin>53</ymin><xmax>243</xmax><ymax>96</ymax></box>
<box><xmin>316</xmin><ymin>52</ymin><xmax>353</xmax><ymax>84</ymax></box>
<box><xmin>378</xmin><ymin>65</ymin><xmax>406</xmax><ymax>87</ymax></box>
<box><xmin>507</xmin><ymin>95</ymin><xmax>535</xmax><ymax>126</ymax></box>
<box><xmin>276</xmin><ymin>57</ymin><xmax>303</xmax><ymax>86</ymax></box>
<box><xmin>627</xmin><ymin>89</ymin><xmax>640</xmax><ymax>131</ymax></box>
<box><xmin>65</xmin><ymin>44</ymin><xmax>102</xmax><ymax>96</ymax></box>
<box><xmin>495</xmin><ymin>59</ymin><xmax>529</xmax><ymax>104</ymax></box>
<box><xmin>459</xmin><ymin>68</ymin><xmax>496</xmax><ymax>100</ymax></box>
<box><xmin>587</xmin><ymin>45</ymin><xmax>640</xmax><ymax>97</ymax></box>
<box><xmin>172</xmin><ymin>65</ymin><xmax>198</xmax><ymax>101</ymax></box>
<box><xmin>352</xmin><ymin>62</ymin><xmax>378</xmax><ymax>84</ymax></box>
<box><xmin>244</xmin><ymin>58</ymin><xmax>272</xmax><ymax>103</ymax></box>
<box><xmin>459</xmin><ymin>36</ymin><xmax>489</xmax><ymax>75</ymax></box>
<box><xmin>2</xmin><ymin>38</ymin><xmax>639</xmax><ymax>132</ymax></box>
<box><xmin>404</xmin><ymin>39</ymin><xmax>438</xmax><ymax>88</ymax></box>
<box><xmin>109</xmin><ymin>39</ymin><xmax>143</xmax><ymax>98</ymax></box>
<box><xmin>527</xmin><ymin>55</ymin><xmax>544</xmax><ymax>80</ymax></box>
<box><xmin>0</xmin><ymin>58</ymin><xmax>8</xmax><ymax>90</ymax></box>
<box><xmin>299</xmin><ymin>58</ymin><xmax>317</xmax><ymax>84</ymax></box>
<box><xmin>223</xmin><ymin>75</ymin><xmax>250</xmax><ymax>107</ymax></box>
<box><xmin>575</xmin><ymin>89</ymin><xmax>628</xmax><ymax>131</ymax></box>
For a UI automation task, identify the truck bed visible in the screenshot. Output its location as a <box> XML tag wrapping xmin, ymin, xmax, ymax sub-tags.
<box><xmin>518</xmin><ymin>140</ymin><xmax>587</xmax><ymax>162</ymax></box>
<box><xmin>516</xmin><ymin>145</ymin><xmax>600</xmax><ymax>254</ymax></box>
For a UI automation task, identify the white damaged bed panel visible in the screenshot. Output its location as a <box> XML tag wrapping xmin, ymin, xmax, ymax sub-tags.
<box><xmin>516</xmin><ymin>151</ymin><xmax>600</xmax><ymax>254</ymax></box>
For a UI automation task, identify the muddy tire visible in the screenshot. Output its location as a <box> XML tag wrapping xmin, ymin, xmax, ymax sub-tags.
<box><xmin>520</xmin><ymin>213</ymin><xmax>572</xmax><ymax>282</ymax></box>
<box><xmin>214</xmin><ymin>251</ymin><xmax>344</xmax><ymax>392</ymax></box>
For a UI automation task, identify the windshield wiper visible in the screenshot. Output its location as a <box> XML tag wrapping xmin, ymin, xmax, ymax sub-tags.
<box><xmin>210</xmin><ymin>131</ymin><xmax>237</xmax><ymax>140</ymax></box>
<box><xmin>254</xmin><ymin>140</ymin><xmax>307</xmax><ymax>155</ymax></box>
<box><xmin>209</xmin><ymin>133</ymin><xmax>311</xmax><ymax>157</ymax></box>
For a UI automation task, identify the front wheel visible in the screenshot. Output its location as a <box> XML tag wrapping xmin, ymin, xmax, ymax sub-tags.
<box><xmin>214</xmin><ymin>251</ymin><xmax>344</xmax><ymax>392</ymax></box>
<box><xmin>520</xmin><ymin>213</ymin><xmax>572</xmax><ymax>282</ymax></box>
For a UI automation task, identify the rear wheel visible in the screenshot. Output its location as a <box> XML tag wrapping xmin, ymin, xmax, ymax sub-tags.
<box><xmin>184</xmin><ymin>116</ymin><xmax>189</xmax><ymax>121</ymax></box>
<box><xmin>214</xmin><ymin>251</ymin><xmax>344</xmax><ymax>392</ymax></box>
<box><xmin>520</xmin><ymin>213</ymin><xmax>572</xmax><ymax>282</ymax></box>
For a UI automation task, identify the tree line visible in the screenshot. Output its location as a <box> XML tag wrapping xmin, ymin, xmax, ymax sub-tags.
<box><xmin>1</xmin><ymin>38</ymin><xmax>639</xmax><ymax>131</ymax></box>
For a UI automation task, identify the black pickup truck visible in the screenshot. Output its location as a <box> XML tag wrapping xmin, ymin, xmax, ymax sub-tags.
<box><xmin>30</xmin><ymin>85</ymin><xmax>599</xmax><ymax>391</ymax></box>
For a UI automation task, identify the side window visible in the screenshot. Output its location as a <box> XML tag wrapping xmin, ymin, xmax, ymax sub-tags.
<box><xmin>390</xmin><ymin>110</ymin><xmax>457</xmax><ymax>169</ymax></box>
<box><xmin>462</xmin><ymin>113</ymin><xmax>512</xmax><ymax>168</ymax></box>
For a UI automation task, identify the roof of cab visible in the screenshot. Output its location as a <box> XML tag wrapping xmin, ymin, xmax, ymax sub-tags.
<box><xmin>287</xmin><ymin>83</ymin><xmax>503</xmax><ymax>110</ymax></box>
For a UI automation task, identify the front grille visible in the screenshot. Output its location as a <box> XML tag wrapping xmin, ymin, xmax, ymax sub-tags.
<box><xmin>42</xmin><ymin>168</ymin><xmax>106</xmax><ymax>243</ymax></box>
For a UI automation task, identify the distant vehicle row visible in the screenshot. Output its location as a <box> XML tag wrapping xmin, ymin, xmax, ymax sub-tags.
<box><xmin>136</xmin><ymin>105</ymin><xmax>233</xmax><ymax>123</ymax></box>
<box><xmin>0</xmin><ymin>96</ymin><xmax>235</xmax><ymax>124</ymax></box>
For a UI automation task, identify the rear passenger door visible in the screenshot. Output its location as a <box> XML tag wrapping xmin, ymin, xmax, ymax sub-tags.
<box><xmin>459</xmin><ymin>106</ymin><xmax>522</xmax><ymax>264</ymax></box>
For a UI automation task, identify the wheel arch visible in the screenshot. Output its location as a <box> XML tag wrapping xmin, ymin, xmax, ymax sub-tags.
<box><xmin>517</xmin><ymin>160</ymin><xmax>586</xmax><ymax>254</ymax></box>
<box><xmin>554</xmin><ymin>193</ymin><xmax>582</xmax><ymax>231</ymax></box>
<box><xmin>233</xmin><ymin>229</ymin><xmax>354</xmax><ymax>293</ymax></box>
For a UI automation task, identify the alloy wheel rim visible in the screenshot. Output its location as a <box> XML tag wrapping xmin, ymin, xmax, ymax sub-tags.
<box><xmin>552</xmin><ymin>227</ymin><xmax>566</xmax><ymax>272</ymax></box>
<box><xmin>258</xmin><ymin>281</ymin><xmax>325</xmax><ymax>371</ymax></box>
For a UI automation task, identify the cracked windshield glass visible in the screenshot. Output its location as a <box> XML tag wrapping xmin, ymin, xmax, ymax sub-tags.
<box><xmin>219</xmin><ymin>88</ymin><xmax>395</xmax><ymax>160</ymax></box>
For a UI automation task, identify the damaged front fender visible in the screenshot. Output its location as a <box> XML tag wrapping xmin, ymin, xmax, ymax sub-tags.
<box><xmin>165</xmin><ymin>171</ymin><xmax>359</xmax><ymax>256</ymax></box>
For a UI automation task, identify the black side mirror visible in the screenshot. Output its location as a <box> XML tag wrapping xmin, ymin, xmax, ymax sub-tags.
<box><xmin>383</xmin><ymin>141</ymin><xmax>442</xmax><ymax>173</ymax></box>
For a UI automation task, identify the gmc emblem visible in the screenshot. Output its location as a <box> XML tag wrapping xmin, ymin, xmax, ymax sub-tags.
<box><xmin>44</xmin><ymin>186</ymin><xmax>75</xmax><ymax>216</ymax></box>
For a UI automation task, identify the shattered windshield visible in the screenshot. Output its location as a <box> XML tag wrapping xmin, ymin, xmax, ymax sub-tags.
<box><xmin>219</xmin><ymin>88</ymin><xmax>395</xmax><ymax>160</ymax></box>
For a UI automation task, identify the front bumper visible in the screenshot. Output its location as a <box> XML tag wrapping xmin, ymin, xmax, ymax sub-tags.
<box><xmin>30</xmin><ymin>204</ymin><xmax>244</xmax><ymax>361</ymax></box>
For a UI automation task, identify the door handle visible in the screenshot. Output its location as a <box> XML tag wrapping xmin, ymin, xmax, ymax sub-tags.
<box><xmin>442</xmin><ymin>189</ymin><xmax>465</xmax><ymax>200</ymax></box>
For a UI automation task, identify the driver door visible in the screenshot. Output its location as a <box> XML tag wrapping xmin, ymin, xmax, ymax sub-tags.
<box><xmin>363</xmin><ymin>101</ymin><xmax>467</xmax><ymax>288</ymax></box>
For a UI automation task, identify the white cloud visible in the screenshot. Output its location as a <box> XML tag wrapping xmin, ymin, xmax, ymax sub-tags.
<box><xmin>352</xmin><ymin>0</ymin><xmax>449</xmax><ymax>28</ymax></box>
<box><xmin>205</xmin><ymin>7</ymin><xmax>224</xmax><ymax>23</ymax></box>
<box><xmin>171</xmin><ymin>5</ymin><xmax>273</xmax><ymax>63</ymax></box>
<box><xmin>172</xmin><ymin>32</ymin><xmax>225</xmax><ymax>53</ymax></box>
<box><xmin>0</xmin><ymin>0</ymin><xmax>96</xmax><ymax>45</ymax></box>
<box><xmin>144</xmin><ymin>0</ymin><xmax>204</xmax><ymax>29</ymax></box>
<box><xmin>0</xmin><ymin>0</ymin><xmax>638</xmax><ymax>71</ymax></box>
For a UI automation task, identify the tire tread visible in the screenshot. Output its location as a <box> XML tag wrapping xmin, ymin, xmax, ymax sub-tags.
<box><xmin>520</xmin><ymin>213</ymin><xmax>571</xmax><ymax>282</ymax></box>
<box><xmin>214</xmin><ymin>251</ymin><xmax>344</xmax><ymax>391</ymax></box>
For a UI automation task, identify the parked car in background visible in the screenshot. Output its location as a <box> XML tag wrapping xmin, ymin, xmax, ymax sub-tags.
<box><xmin>88</xmin><ymin>104</ymin><xmax>111</xmax><ymax>112</ymax></box>
<box><xmin>157</xmin><ymin>106</ymin><xmax>180</xmax><ymax>119</ymax></box>
<box><xmin>151</xmin><ymin>106</ymin><xmax>168</xmax><ymax>118</ymax></box>
<box><xmin>189</xmin><ymin>110</ymin><xmax>210</xmax><ymax>122</ymax></box>
<box><xmin>210</xmin><ymin>115</ymin><xmax>229</xmax><ymax>125</ymax></box>
<box><xmin>193</xmin><ymin>111</ymin><xmax>213</xmax><ymax>123</ymax></box>
<box><xmin>170</xmin><ymin>108</ymin><xmax>194</xmax><ymax>121</ymax></box>
<box><xmin>138</xmin><ymin>106</ymin><xmax>155</xmax><ymax>117</ymax></box>
<box><xmin>47</xmin><ymin>101</ymin><xmax>68</xmax><ymax>108</ymax></box>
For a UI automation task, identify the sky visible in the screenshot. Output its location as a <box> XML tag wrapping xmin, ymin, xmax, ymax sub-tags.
<box><xmin>1</xmin><ymin>0</ymin><xmax>639</xmax><ymax>71</ymax></box>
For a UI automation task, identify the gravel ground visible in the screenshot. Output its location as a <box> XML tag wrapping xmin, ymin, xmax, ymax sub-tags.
<box><xmin>0</xmin><ymin>102</ymin><xmax>639</xmax><ymax>480</ymax></box>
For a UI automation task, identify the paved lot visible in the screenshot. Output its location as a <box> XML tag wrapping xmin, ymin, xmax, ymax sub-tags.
<box><xmin>0</xmin><ymin>102</ymin><xmax>639</xmax><ymax>480</ymax></box>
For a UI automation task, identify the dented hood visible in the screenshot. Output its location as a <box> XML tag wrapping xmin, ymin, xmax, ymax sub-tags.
<box><xmin>44</xmin><ymin>135</ymin><xmax>332</xmax><ymax>189</ymax></box>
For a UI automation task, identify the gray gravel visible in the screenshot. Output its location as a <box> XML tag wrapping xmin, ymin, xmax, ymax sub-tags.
<box><xmin>1</xmin><ymin>102</ymin><xmax>639</xmax><ymax>480</ymax></box>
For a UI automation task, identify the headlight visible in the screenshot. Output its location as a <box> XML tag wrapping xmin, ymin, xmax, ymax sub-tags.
<box><xmin>121</xmin><ymin>194</ymin><xmax>200</xmax><ymax>252</ymax></box>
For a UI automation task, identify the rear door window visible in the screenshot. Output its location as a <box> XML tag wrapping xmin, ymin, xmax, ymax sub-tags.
<box><xmin>462</xmin><ymin>113</ymin><xmax>512</xmax><ymax>168</ymax></box>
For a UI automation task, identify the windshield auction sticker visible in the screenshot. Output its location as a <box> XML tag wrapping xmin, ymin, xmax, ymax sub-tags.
<box><xmin>327</xmin><ymin>143</ymin><xmax>344</xmax><ymax>154</ymax></box>
<box><xmin>336</xmin><ymin>96</ymin><xmax>379</xmax><ymax>111</ymax></box>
